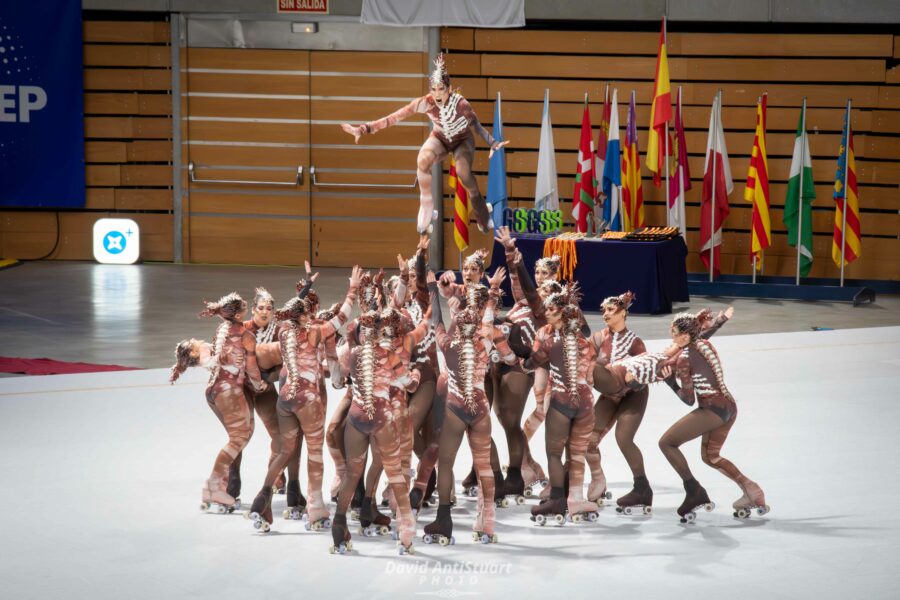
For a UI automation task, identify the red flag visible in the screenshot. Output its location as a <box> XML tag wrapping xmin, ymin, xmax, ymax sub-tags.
<box><xmin>699</xmin><ymin>94</ymin><xmax>733</xmax><ymax>276</ymax></box>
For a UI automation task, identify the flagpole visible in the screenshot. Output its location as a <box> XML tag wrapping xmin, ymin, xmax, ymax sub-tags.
<box><xmin>663</xmin><ymin>17</ymin><xmax>670</xmax><ymax>216</ymax></box>
<box><xmin>709</xmin><ymin>91</ymin><xmax>720</xmax><ymax>283</ymax></box>
<box><xmin>796</xmin><ymin>97</ymin><xmax>807</xmax><ymax>286</ymax></box>
<box><xmin>752</xmin><ymin>94</ymin><xmax>760</xmax><ymax>286</ymax></box>
<box><xmin>840</xmin><ymin>98</ymin><xmax>851</xmax><ymax>287</ymax></box>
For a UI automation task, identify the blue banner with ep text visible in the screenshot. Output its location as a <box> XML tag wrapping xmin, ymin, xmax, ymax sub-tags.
<box><xmin>0</xmin><ymin>2</ymin><xmax>85</xmax><ymax>207</ymax></box>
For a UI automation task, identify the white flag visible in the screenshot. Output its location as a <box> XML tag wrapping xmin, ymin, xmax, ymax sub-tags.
<box><xmin>535</xmin><ymin>89</ymin><xmax>559</xmax><ymax>212</ymax></box>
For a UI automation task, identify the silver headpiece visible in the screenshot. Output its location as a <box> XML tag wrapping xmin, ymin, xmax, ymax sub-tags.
<box><xmin>430</xmin><ymin>54</ymin><xmax>450</xmax><ymax>89</ymax></box>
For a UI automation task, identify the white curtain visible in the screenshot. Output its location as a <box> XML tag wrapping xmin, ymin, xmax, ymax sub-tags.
<box><xmin>361</xmin><ymin>0</ymin><xmax>525</xmax><ymax>28</ymax></box>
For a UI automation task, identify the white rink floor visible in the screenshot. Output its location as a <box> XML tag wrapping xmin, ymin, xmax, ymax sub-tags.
<box><xmin>2</xmin><ymin>327</ymin><xmax>899</xmax><ymax>599</ymax></box>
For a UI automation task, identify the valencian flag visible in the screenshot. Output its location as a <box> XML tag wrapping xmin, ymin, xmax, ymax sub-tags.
<box><xmin>486</xmin><ymin>92</ymin><xmax>508</xmax><ymax>232</ymax></box>
<box><xmin>622</xmin><ymin>91</ymin><xmax>644</xmax><ymax>232</ymax></box>
<box><xmin>784</xmin><ymin>103</ymin><xmax>816</xmax><ymax>277</ymax></box>
<box><xmin>647</xmin><ymin>18</ymin><xmax>672</xmax><ymax>187</ymax></box>
<box><xmin>450</xmin><ymin>156</ymin><xmax>469</xmax><ymax>251</ymax></box>
<box><xmin>668</xmin><ymin>86</ymin><xmax>690</xmax><ymax>236</ymax></box>
<box><xmin>572</xmin><ymin>95</ymin><xmax>596</xmax><ymax>233</ymax></box>
<box><xmin>832</xmin><ymin>104</ymin><xmax>861</xmax><ymax>267</ymax></box>
<box><xmin>744</xmin><ymin>94</ymin><xmax>772</xmax><ymax>270</ymax></box>
<box><xmin>601</xmin><ymin>88</ymin><xmax>622</xmax><ymax>231</ymax></box>
<box><xmin>699</xmin><ymin>94</ymin><xmax>733</xmax><ymax>276</ymax></box>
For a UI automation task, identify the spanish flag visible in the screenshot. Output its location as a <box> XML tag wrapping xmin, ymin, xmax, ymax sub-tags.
<box><xmin>647</xmin><ymin>18</ymin><xmax>672</xmax><ymax>187</ymax></box>
<box><xmin>832</xmin><ymin>103</ymin><xmax>862</xmax><ymax>267</ymax></box>
<box><xmin>744</xmin><ymin>94</ymin><xmax>772</xmax><ymax>270</ymax></box>
<box><xmin>451</xmin><ymin>157</ymin><xmax>469</xmax><ymax>252</ymax></box>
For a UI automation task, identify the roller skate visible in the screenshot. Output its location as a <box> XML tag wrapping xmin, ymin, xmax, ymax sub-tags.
<box><xmin>303</xmin><ymin>500</ymin><xmax>332</xmax><ymax>531</ymax></box>
<box><xmin>273</xmin><ymin>471</ymin><xmax>287</xmax><ymax>495</ymax></box>
<box><xmin>522</xmin><ymin>459</ymin><xmax>549</xmax><ymax>499</ymax></box>
<box><xmin>732</xmin><ymin>481</ymin><xmax>770</xmax><ymax>519</ymax></box>
<box><xmin>615</xmin><ymin>475</ymin><xmax>653</xmax><ymax>516</ymax></box>
<box><xmin>472</xmin><ymin>503</ymin><xmax>498</xmax><ymax>544</ymax></box>
<box><xmin>282</xmin><ymin>479</ymin><xmax>307</xmax><ymax>520</ymax></box>
<box><xmin>530</xmin><ymin>489</ymin><xmax>567</xmax><ymax>527</ymax></box>
<box><xmin>350</xmin><ymin>478</ymin><xmax>365</xmax><ymax>521</ymax></box>
<box><xmin>422</xmin><ymin>470</ymin><xmax>437</xmax><ymax>507</ymax></box>
<box><xmin>461</xmin><ymin>466</ymin><xmax>478</xmax><ymax>498</ymax></box>
<box><xmin>246</xmin><ymin>486</ymin><xmax>273</xmax><ymax>533</ymax></box>
<box><xmin>491</xmin><ymin>470</ymin><xmax>511</xmax><ymax>508</ymax></box>
<box><xmin>678</xmin><ymin>478</ymin><xmax>715</xmax><ymax>524</ymax></box>
<box><xmin>201</xmin><ymin>478</ymin><xmax>239</xmax><ymax>514</ymax></box>
<box><xmin>496</xmin><ymin>467</ymin><xmax>526</xmax><ymax>508</ymax></box>
<box><xmin>359</xmin><ymin>497</ymin><xmax>392</xmax><ymax>536</ymax></box>
<box><xmin>587</xmin><ymin>473</ymin><xmax>613</xmax><ymax>506</ymax></box>
<box><xmin>567</xmin><ymin>497</ymin><xmax>600</xmax><ymax>524</ymax></box>
<box><xmin>423</xmin><ymin>504</ymin><xmax>455</xmax><ymax>546</ymax></box>
<box><xmin>409</xmin><ymin>487</ymin><xmax>425</xmax><ymax>515</ymax></box>
<box><xmin>226</xmin><ymin>463</ymin><xmax>241</xmax><ymax>504</ymax></box>
<box><xmin>328</xmin><ymin>514</ymin><xmax>353</xmax><ymax>555</ymax></box>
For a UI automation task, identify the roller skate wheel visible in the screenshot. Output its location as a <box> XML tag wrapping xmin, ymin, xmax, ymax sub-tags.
<box><xmin>499</xmin><ymin>497</ymin><xmax>509</xmax><ymax>508</ymax></box>
<box><xmin>441</xmin><ymin>536</ymin><xmax>453</xmax><ymax>546</ymax></box>
<box><xmin>200</xmin><ymin>502</ymin><xmax>209</xmax><ymax>511</ymax></box>
<box><xmin>623</xmin><ymin>506</ymin><xmax>633</xmax><ymax>516</ymax></box>
<box><xmin>523</xmin><ymin>488</ymin><xmax>534</xmax><ymax>498</ymax></box>
<box><xmin>423</xmin><ymin>534</ymin><xmax>434</xmax><ymax>544</ymax></box>
<box><xmin>684</xmin><ymin>512</ymin><xmax>697</xmax><ymax>524</ymax></box>
<box><xmin>534</xmin><ymin>514</ymin><xmax>546</xmax><ymax>526</ymax></box>
<box><xmin>604</xmin><ymin>491</ymin><xmax>612</xmax><ymax>500</ymax></box>
<box><xmin>329</xmin><ymin>546</ymin><xmax>336</xmax><ymax>554</ymax></box>
<box><xmin>643</xmin><ymin>506</ymin><xmax>652</xmax><ymax>515</ymax></box>
<box><xmin>232</xmin><ymin>499</ymin><xmax>242</xmax><ymax>510</ymax></box>
<box><xmin>472</xmin><ymin>532</ymin><xmax>480</xmax><ymax>542</ymax></box>
<box><xmin>304</xmin><ymin>522</ymin><xmax>312</xmax><ymax>531</ymax></box>
<box><xmin>588</xmin><ymin>512</ymin><xmax>599</xmax><ymax>523</ymax></box>
<box><xmin>465</xmin><ymin>487</ymin><xmax>478</xmax><ymax>498</ymax></box>
<box><xmin>615</xmin><ymin>506</ymin><xmax>624</xmax><ymax>514</ymax></box>
<box><xmin>516</xmin><ymin>496</ymin><xmax>526</xmax><ymax>505</ymax></box>
<box><xmin>554</xmin><ymin>514</ymin><xmax>566</xmax><ymax>526</ymax></box>
<box><xmin>705</xmin><ymin>502</ymin><xmax>716</xmax><ymax>512</ymax></box>
<box><xmin>283</xmin><ymin>510</ymin><xmax>290</xmax><ymax>520</ymax></box>
<box><xmin>758</xmin><ymin>505</ymin><xmax>770</xmax><ymax>516</ymax></box>
<box><xmin>572</xmin><ymin>514</ymin><xmax>583</xmax><ymax>523</ymax></box>
<box><xmin>350</xmin><ymin>510</ymin><xmax>359</xmax><ymax>522</ymax></box>
<box><xmin>324</xmin><ymin>518</ymin><xmax>332</xmax><ymax>529</ymax></box>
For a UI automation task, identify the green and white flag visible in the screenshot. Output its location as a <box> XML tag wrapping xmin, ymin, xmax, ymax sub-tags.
<box><xmin>783</xmin><ymin>105</ymin><xmax>816</xmax><ymax>277</ymax></box>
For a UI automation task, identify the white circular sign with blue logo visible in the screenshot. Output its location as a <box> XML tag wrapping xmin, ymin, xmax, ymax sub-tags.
<box><xmin>93</xmin><ymin>218</ymin><xmax>140</xmax><ymax>264</ymax></box>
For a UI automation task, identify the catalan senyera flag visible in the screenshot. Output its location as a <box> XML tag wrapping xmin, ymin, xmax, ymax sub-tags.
<box><xmin>450</xmin><ymin>156</ymin><xmax>469</xmax><ymax>252</ymax></box>
<box><xmin>622</xmin><ymin>91</ymin><xmax>644</xmax><ymax>232</ymax></box>
<box><xmin>572</xmin><ymin>96</ymin><xmax>596</xmax><ymax>233</ymax></box>
<box><xmin>647</xmin><ymin>18</ymin><xmax>672</xmax><ymax>187</ymax></box>
<box><xmin>832</xmin><ymin>105</ymin><xmax>861</xmax><ymax>267</ymax></box>
<box><xmin>744</xmin><ymin>94</ymin><xmax>771</xmax><ymax>269</ymax></box>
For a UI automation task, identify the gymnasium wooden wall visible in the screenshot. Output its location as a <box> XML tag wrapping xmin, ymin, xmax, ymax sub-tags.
<box><xmin>439</xmin><ymin>28</ymin><xmax>900</xmax><ymax>280</ymax></box>
<box><xmin>182</xmin><ymin>47</ymin><xmax>427</xmax><ymax>267</ymax></box>
<box><xmin>0</xmin><ymin>18</ymin><xmax>174</xmax><ymax>261</ymax></box>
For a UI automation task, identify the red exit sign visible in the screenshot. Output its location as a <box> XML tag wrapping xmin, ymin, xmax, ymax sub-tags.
<box><xmin>278</xmin><ymin>0</ymin><xmax>329</xmax><ymax>13</ymax></box>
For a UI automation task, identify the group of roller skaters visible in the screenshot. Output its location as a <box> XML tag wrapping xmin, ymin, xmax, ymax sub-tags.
<box><xmin>170</xmin><ymin>227</ymin><xmax>769</xmax><ymax>555</ymax></box>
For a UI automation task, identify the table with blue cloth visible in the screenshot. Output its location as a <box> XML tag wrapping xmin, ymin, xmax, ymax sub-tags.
<box><xmin>486</xmin><ymin>234</ymin><xmax>690</xmax><ymax>315</ymax></box>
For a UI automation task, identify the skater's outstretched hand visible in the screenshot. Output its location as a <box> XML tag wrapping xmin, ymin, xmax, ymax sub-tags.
<box><xmin>488</xmin><ymin>266</ymin><xmax>506</xmax><ymax>289</ymax></box>
<box><xmin>397</xmin><ymin>253</ymin><xmax>407</xmax><ymax>272</ymax></box>
<box><xmin>349</xmin><ymin>265</ymin><xmax>362</xmax><ymax>290</ymax></box>
<box><xmin>417</xmin><ymin>233</ymin><xmax>430</xmax><ymax>253</ymax></box>
<box><xmin>304</xmin><ymin>260</ymin><xmax>320</xmax><ymax>284</ymax></box>
<box><xmin>494</xmin><ymin>226</ymin><xmax>516</xmax><ymax>250</ymax></box>
<box><xmin>340</xmin><ymin>123</ymin><xmax>363</xmax><ymax>144</ymax></box>
<box><xmin>374</xmin><ymin>268</ymin><xmax>385</xmax><ymax>286</ymax></box>
<box><xmin>488</xmin><ymin>140</ymin><xmax>510</xmax><ymax>159</ymax></box>
<box><xmin>724</xmin><ymin>306</ymin><xmax>734</xmax><ymax>320</ymax></box>
<box><xmin>426</xmin><ymin>270</ymin><xmax>436</xmax><ymax>284</ymax></box>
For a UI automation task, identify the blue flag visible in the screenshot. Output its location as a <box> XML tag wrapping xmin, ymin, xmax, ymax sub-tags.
<box><xmin>486</xmin><ymin>93</ymin><xmax>507</xmax><ymax>230</ymax></box>
<box><xmin>601</xmin><ymin>89</ymin><xmax>622</xmax><ymax>231</ymax></box>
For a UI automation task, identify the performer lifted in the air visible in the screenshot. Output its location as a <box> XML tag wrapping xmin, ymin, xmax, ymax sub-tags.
<box><xmin>341</xmin><ymin>54</ymin><xmax>509</xmax><ymax>235</ymax></box>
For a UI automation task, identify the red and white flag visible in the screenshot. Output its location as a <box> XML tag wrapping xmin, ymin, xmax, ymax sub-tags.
<box><xmin>699</xmin><ymin>94</ymin><xmax>733</xmax><ymax>276</ymax></box>
<box><xmin>668</xmin><ymin>87</ymin><xmax>690</xmax><ymax>237</ymax></box>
